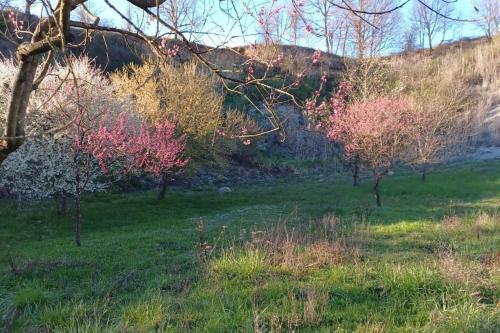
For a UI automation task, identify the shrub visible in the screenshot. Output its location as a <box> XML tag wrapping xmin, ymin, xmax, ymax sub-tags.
<box><xmin>112</xmin><ymin>59</ymin><xmax>223</xmax><ymax>140</ymax></box>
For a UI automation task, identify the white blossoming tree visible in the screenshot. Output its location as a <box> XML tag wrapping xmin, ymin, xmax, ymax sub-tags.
<box><xmin>0</xmin><ymin>57</ymin><xmax>126</xmax><ymax>244</ymax></box>
<box><xmin>0</xmin><ymin>137</ymin><xmax>105</xmax><ymax>214</ymax></box>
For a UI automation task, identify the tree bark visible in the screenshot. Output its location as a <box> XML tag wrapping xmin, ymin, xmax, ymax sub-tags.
<box><xmin>352</xmin><ymin>160</ymin><xmax>359</xmax><ymax>187</ymax></box>
<box><xmin>421</xmin><ymin>163</ymin><xmax>427</xmax><ymax>183</ymax></box>
<box><xmin>75</xmin><ymin>169</ymin><xmax>81</xmax><ymax>247</ymax></box>
<box><xmin>323</xmin><ymin>0</ymin><xmax>330</xmax><ymax>54</ymax></box>
<box><xmin>25</xmin><ymin>2</ymin><xmax>32</xmax><ymax>28</ymax></box>
<box><xmin>427</xmin><ymin>31</ymin><xmax>433</xmax><ymax>53</ymax></box>
<box><xmin>3</xmin><ymin>56</ymin><xmax>39</xmax><ymax>156</ymax></box>
<box><xmin>55</xmin><ymin>194</ymin><xmax>68</xmax><ymax>216</ymax></box>
<box><xmin>373</xmin><ymin>176</ymin><xmax>382</xmax><ymax>207</ymax></box>
<box><xmin>158</xmin><ymin>172</ymin><xmax>168</xmax><ymax>200</ymax></box>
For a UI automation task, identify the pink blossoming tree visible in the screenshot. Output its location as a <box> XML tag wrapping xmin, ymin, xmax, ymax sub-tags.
<box><xmin>327</xmin><ymin>96</ymin><xmax>416</xmax><ymax>206</ymax></box>
<box><xmin>87</xmin><ymin>115</ymin><xmax>189</xmax><ymax>201</ymax></box>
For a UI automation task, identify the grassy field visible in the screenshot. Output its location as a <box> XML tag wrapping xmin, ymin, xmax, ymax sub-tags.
<box><xmin>0</xmin><ymin>161</ymin><xmax>499</xmax><ymax>332</ymax></box>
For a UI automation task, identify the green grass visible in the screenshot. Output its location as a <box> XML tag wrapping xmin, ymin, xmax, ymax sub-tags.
<box><xmin>0</xmin><ymin>161</ymin><xmax>499</xmax><ymax>332</ymax></box>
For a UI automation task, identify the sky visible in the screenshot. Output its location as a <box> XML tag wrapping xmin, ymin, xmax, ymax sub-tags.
<box><xmin>9</xmin><ymin>0</ymin><xmax>485</xmax><ymax>52</ymax></box>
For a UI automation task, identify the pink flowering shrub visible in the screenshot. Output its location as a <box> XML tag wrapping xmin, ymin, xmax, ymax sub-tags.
<box><xmin>87</xmin><ymin>115</ymin><xmax>188</xmax><ymax>177</ymax></box>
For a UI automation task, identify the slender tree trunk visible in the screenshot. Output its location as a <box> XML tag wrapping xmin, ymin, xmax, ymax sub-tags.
<box><xmin>323</xmin><ymin>1</ymin><xmax>330</xmax><ymax>53</ymax></box>
<box><xmin>352</xmin><ymin>160</ymin><xmax>359</xmax><ymax>187</ymax></box>
<box><xmin>373</xmin><ymin>175</ymin><xmax>382</xmax><ymax>207</ymax></box>
<box><xmin>341</xmin><ymin>24</ymin><xmax>349</xmax><ymax>57</ymax></box>
<box><xmin>158</xmin><ymin>172</ymin><xmax>168</xmax><ymax>200</ymax></box>
<box><xmin>55</xmin><ymin>194</ymin><xmax>68</xmax><ymax>216</ymax></box>
<box><xmin>427</xmin><ymin>31</ymin><xmax>433</xmax><ymax>53</ymax></box>
<box><xmin>421</xmin><ymin>163</ymin><xmax>427</xmax><ymax>183</ymax></box>
<box><xmin>75</xmin><ymin>169</ymin><xmax>81</xmax><ymax>247</ymax></box>
<box><xmin>25</xmin><ymin>3</ymin><xmax>31</xmax><ymax>28</ymax></box>
<box><xmin>62</xmin><ymin>194</ymin><xmax>68</xmax><ymax>215</ymax></box>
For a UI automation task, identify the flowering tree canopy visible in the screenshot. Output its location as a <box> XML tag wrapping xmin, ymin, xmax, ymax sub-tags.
<box><xmin>327</xmin><ymin>97</ymin><xmax>416</xmax><ymax>172</ymax></box>
<box><xmin>0</xmin><ymin>57</ymin><xmax>120</xmax><ymax>201</ymax></box>
<box><xmin>0</xmin><ymin>137</ymin><xmax>104</xmax><ymax>200</ymax></box>
<box><xmin>87</xmin><ymin>115</ymin><xmax>189</xmax><ymax>177</ymax></box>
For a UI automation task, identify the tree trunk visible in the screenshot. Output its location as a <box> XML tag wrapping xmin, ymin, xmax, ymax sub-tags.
<box><xmin>75</xmin><ymin>170</ymin><xmax>81</xmax><ymax>247</ymax></box>
<box><xmin>1</xmin><ymin>56</ymin><xmax>39</xmax><ymax>163</ymax></box>
<box><xmin>158</xmin><ymin>172</ymin><xmax>168</xmax><ymax>200</ymax></box>
<box><xmin>323</xmin><ymin>1</ymin><xmax>330</xmax><ymax>54</ymax></box>
<box><xmin>421</xmin><ymin>163</ymin><xmax>427</xmax><ymax>183</ymax></box>
<box><xmin>61</xmin><ymin>194</ymin><xmax>68</xmax><ymax>215</ymax></box>
<box><xmin>25</xmin><ymin>2</ymin><xmax>33</xmax><ymax>28</ymax></box>
<box><xmin>352</xmin><ymin>160</ymin><xmax>359</xmax><ymax>187</ymax></box>
<box><xmin>427</xmin><ymin>32</ymin><xmax>433</xmax><ymax>53</ymax></box>
<box><xmin>25</xmin><ymin>4</ymin><xmax>30</xmax><ymax>27</ymax></box>
<box><xmin>373</xmin><ymin>176</ymin><xmax>382</xmax><ymax>207</ymax></box>
<box><xmin>55</xmin><ymin>194</ymin><xmax>68</xmax><ymax>216</ymax></box>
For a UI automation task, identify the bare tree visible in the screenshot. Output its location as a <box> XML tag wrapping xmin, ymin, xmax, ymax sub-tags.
<box><xmin>24</xmin><ymin>0</ymin><xmax>35</xmax><ymax>16</ymax></box>
<box><xmin>410</xmin><ymin>85</ymin><xmax>475</xmax><ymax>182</ymax></box>
<box><xmin>473</xmin><ymin>0</ymin><xmax>500</xmax><ymax>38</ymax></box>
<box><xmin>410</xmin><ymin>0</ymin><xmax>457</xmax><ymax>52</ymax></box>
<box><xmin>255</xmin><ymin>2</ymin><xmax>291</xmax><ymax>45</ymax></box>
<box><xmin>159</xmin><ymin>0</ymin><xmax>199</xmax><ymax>39</ymax></box>
<box><xmin>75</xmin><ymin>2</ymin><xmax>99</xmax><ymax>25</ymax></box>
<box><xmin>287</xmin><ymin>2</ymin><xmax>304</xmax><ymax>46</ymax></box>
<box><xmin>309</xmin><ymin>0</ymin><xmax>336</xmax><ymax>53</ymax></box>
<box><xmin>24</xmin><ymin>0</ymin><xmax>36</xmax><ymax>28</ymax></box>
<box><xmin>343</xmin><ymin>0</ymin><xmax>401</xmax><ymax>59</ymax></box>
<box><xmin>402</xmin><ymin>24</ymin><xmax>418</xmax><ymax>52</ymax></box>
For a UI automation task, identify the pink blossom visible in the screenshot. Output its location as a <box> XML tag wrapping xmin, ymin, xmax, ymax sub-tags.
<box><xmin>8</xmin><ymin>10</ymin><xmax>25</xmax><ymax>31</ymax></box>
<box><xmin>303</xmin><ymin>80</ymin><xmax>351</xmax><ymax>130</ymax></box>
<box><xmin>158</xmin><ymin>37</ymin><xmax>180</xmax><ymax>57</ymax></box>
<box><xmin>311</xmin><ymin>50</ymin><xmax>321</xmax><ymax>64</ymax></box>
<box><xmin>247</xmin><ymin>65</ymin><xmax>254</xmax><ymax>75</ymax></box>
<box><xmin>86</xmin><ymin>115</ymin><xmax>188</xmax><ymax>176</ymax></box>
<box><xmin>167</xmin><ymin>44</ymin><xmax>180</xmax><ymax>57</ymax></box>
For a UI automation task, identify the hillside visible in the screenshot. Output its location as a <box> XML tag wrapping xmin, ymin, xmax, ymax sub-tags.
<box><xmin>391</xmin><ymin>36</ymin><xmax>500</xmax><ymax>147</ymax></box>
<box><xmin>1</xmin><ymin>13</ymin><xmax>498</xmax><ymax>154</ymax></box>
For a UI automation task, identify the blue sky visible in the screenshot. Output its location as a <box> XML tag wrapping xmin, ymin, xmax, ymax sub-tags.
<box><xmin>10</xmin><ymin>0</ymin><xmax>483</xmax><ymax>51</ymax></box>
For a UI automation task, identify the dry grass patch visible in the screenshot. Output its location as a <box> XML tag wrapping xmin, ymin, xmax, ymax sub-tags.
<box><xmin>241</xmin><ymin>214</ymin><xmax>362</xmax><ymax>275</ymax></box>
<box><xmin>437</xmin><ymin>250</ymin><xmax>487</xmax><ymax>288</ymax></box>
